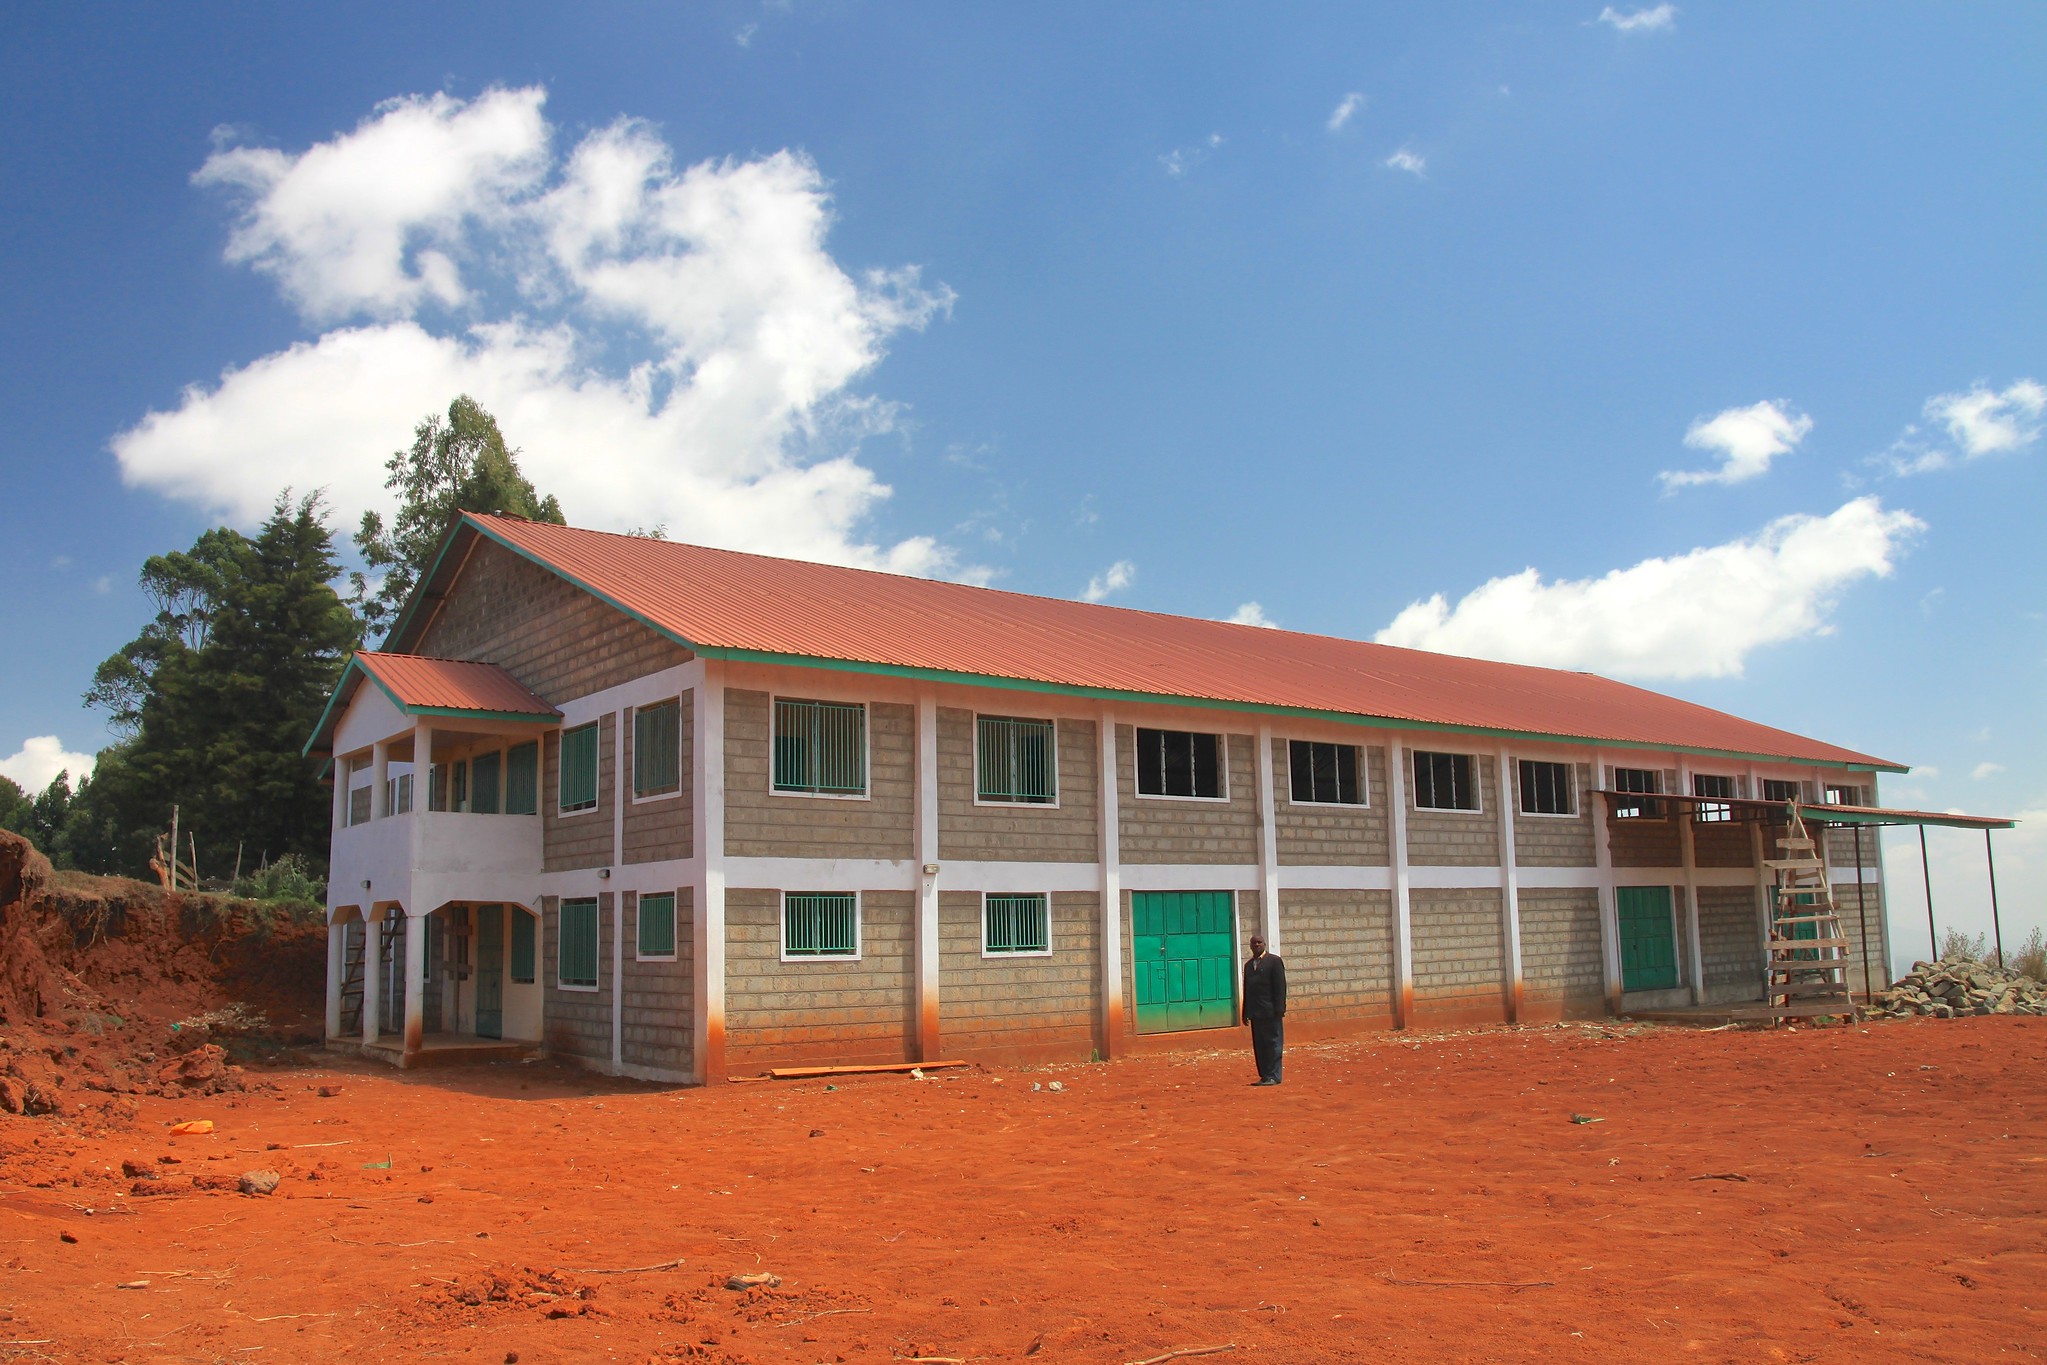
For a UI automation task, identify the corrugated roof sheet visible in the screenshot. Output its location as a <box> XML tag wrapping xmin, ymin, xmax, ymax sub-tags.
<box><xmin>354</xmin><ymin>652</ymin><xmax>560</xmax><ymax>718</ymax></box>
<box><xmin>445</xmin><ymin>513</ymin><xmax>1900</xmax><ymax>770</ymax></box>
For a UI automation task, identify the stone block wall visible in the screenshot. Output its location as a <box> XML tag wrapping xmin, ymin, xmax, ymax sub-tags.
<box><xmin>724</xmin><ymin>690</ymin><xmax>916</xmax><ymax>861</ymax></box>
<box><xmin>543</xmin><ymin>715</ymin><xmax>614</xmax><ymax>871</ymax></box>
<box><xmin>1518</xmin><ymin>888</ymin><xmax>1603</xmax><ymax>1007</ymax></box>
<box><xmin>937</xmin><ymin>710</ymin><xmax>1099</xmax><ymax>863</ymax></box>
<box><xmin>936</xmin><ymin>889</ymin><xmax>1099</xmax><ymax>1059</ymax></box>
<box><xmin>1274</xmin><ymin>741</ymin><xmax>1390</xmax><ymax>866</ymax></box>
<box><xmin>723</xmin><ymin>888</ymin><xmax>915</xmax><ymax>1070</ymax></box>
<box><xmin>1410</xmin><ymin>888</ymin><xmax>1508</xmax><ymax>1020</ymax></box>
<box><xmin>1698</xmin><ymin>885</ymin><xmax>1762</xmax><ymax>1001</ymax></box>
<box><xmin>1511</xmin><ymin>761</ymin><xmax>1596</xmax><ymax>867</ymax></box>
<box><xmin>540</xmin><ymin>892</ymin><xmax>612</xmax><ymax>1062</ymax></box>
<box><xmin>1117</xmin><ymin>727</ymin><xmax>1259</xmax><ymax>865</ymax></box>
<box><xmin>620</xmin><ymin>888</ymin><xmax>694</xmax><ymax>1077</ymax></box>
<box><xmin>622</xmin><ymin>692</ymin><xmax>693</xmax><ymax>865</ymax></box>
<box><xmin>1407</xmin><ymin>753</ymin><xmax>1501</xmax><ymax>866</ymax></box>
<box><xmin>1276</xmin><ymin>889</ymin><xmax>1394</xmax><ymax>1021</ymax></box>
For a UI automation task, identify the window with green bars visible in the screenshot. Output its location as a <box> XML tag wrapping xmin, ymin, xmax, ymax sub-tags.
<box><xmin>977</xmin><ymin>716</ymin><xmax>1056</xmax><ymax>803</ymax></box>
<box><xmin>783</xmin><ymin>892</ymin><xmax>859</xmax><ymax>957</ymax></box>
<box><xmin>634</xmin><ymin>700</ymin><xmax>680</xmax><ymax>796</ymax></box>
<box><xmin>637</xmin><ymin>892</ymin><xmax>677</xmax><ymax>959</ymax></box>
<box><xmin>559</xmin><ymin>897</ymin><xmax>599</xmax><ymax>988</ymax></box>
<box><xmin>983</xmin><ymin>893</ymin><xmax>1050</xmax><ymax>955</ymax></box>
<box><xmin>772</xmin><ymin>699</ymin><xmax>866</xmax><ymax>795</ymax></box>
<box><xmin>559</xmin><ymin>723</ymin><xmax>599</xmax><ymax>812</ymax></box>
<box><xmin>506</xmin><ymin>741</ymin><xmax>539</xmax><ymax>815</ymax></box>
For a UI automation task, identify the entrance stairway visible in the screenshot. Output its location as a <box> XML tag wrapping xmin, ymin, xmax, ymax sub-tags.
<box><xmin>1761</xmin><ymin>811</ymin><xmax>1859</xmax><ymax>1022</ymax></box>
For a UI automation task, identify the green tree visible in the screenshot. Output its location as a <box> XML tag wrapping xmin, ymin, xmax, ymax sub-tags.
<box><xmin>0</xmin><ymin>774</ymin><xmax>28</xmax><ymax>834</ymax></box>
<box><xmin>83</xmin><ymin>492</ymin><xmax>359</xmax><ymax>879</ymax></box>
<box><xmin>353</xmin><ymin>395</ymin><xmax>564</xmax><ymax>638</ymax></box>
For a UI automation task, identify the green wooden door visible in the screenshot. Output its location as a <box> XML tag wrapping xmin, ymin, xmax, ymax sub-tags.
<box><xmin>1617</xmin><ymin>886</ymin><xmax>1679</xmax><ymax>992</ymax></box>
<box><xmin>1132</xmin><ymin>891</ymin><xmax>1237</xmax><ymax>1032</ymax></box>
<box><xmin>474</xmin><ymin>905</ymin><xmax>504</xmax><ymax>1039</ymax></box>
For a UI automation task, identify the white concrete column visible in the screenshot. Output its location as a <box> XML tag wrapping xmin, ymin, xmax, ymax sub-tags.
<box><xmin>1387</xmin><ymin>737</ymin><xmax>1414</xmax><ymax>1028</ymax></box>
<box><xmin>361</xmin><ymin>915</ymin><xmax>382</xmax><ymax>1045</ymax></box>
<box><xmin>325</xmin><ymin>914</ymin><xmax>345</xmax><ymax>1040</ymax></box>
<box><xmin>1590</xmin><ymin>756</ymin><xmax>1623</xmax><ymax>1015</ymax></box>
<box><xmin>612</xmin><ymin>706</ymin><xmax>627</xmax><ymax>1072</ymax></box>
<box><xmin>913</xmin><ymin>688</ymin><xmax>942</xmax><ymax>1061</ymax></box>
<box><xmin>1496</xmin><ymin>746</ymin><xmax>1523</xmax><ymax>1023</ymax></box>
<box><xmin>1255</xmin><ymin>724</ymin><xmax>1281</xmax><ymax>951</ymax></box>
<box><xmin>372</xmin><ymin>740</ymin><xmax>391</xmax><ymax>818</ymax></box>
<box><xmin>402</xmin><ymin>909</ymin><xmax>427</xmax><ymax>1055</ymax></box>
<box><xmin>692</xmin><ymin>666</ymin><xmax>727</xmax><ymax>1084</ymax></box>
<box><xmin>1676</xmin><ymin>757</ymin><xmax>1705</xmax><ymax>1004</ymax></box>
<box><xmin>332</xmin><ymin>757</ymin><xmax>350</xmax><ymax>833</ymax></box>
<box><xmin>1098</xmin><ymin>710</ymin><xmax>1124</xmax><ymax>1054</ymax></box>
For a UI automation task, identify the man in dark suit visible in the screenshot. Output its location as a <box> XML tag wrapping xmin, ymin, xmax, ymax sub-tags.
<box><xmin>1241</xmin><ymin>934</ymin><xmax>1287</xmax><ymax>1086</ymax></box>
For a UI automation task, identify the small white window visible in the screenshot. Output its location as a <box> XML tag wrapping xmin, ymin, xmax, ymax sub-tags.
<box><xmin>1412</xmin><ymin>750</ymin><xmax>1479</xmax><ymax>811</ymax></box>
<box><xmin>1692</xmin><ymin>773</ymin><xmax>1735</xmax><ymax>823</ymax></box>
<box><xmin>782</xmin><ymin>892</ymin><xmax>860</xmax><ymax>959</ymax></box>
<box><xmin>1289</xmin><ymin>740</ymin><xmax>1365</xmax><ymax>805</ymax></box>
<box><xmin>1611</xmin><ymin>767</ymin><xmax>1663</xmax><ymax>819</ymax></box>
<box><xmin>983</xmin><ymin>893</ymin><xmax>1051</xmax><ymax>956</ymax></box>
<box><xmin>1518</xmin><ymin>760</ymin><xmax>1575</xmax><ymax>816</ymax></box>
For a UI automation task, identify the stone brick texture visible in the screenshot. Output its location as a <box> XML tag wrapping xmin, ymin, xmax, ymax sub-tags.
<box><xmin>1606</xmin><ymin>812</ymin><xmax>1681</xmax><ymax>868</ymax></box>
<box><xmin>1274</xmin><ymin>741</ymin><xmax>1390</xmax><ymax>867</ymax></box>
<box><xmin>1410</xmin><ymin>888</ymin><xmax>1508</xmax><ymax>1021</ymax></box>
<box><xmin>1407</xmin><ymin>752</ymin><xmax>1501</xmax><ymax>867</ymax></box>
<box><xmin>724</xmin><ymin>690</ymin><xmax>915</xmax><ymax>861</ymax></box>
<box><xmin>620</xmin><ymin>887</ymin><xmax>695</xmax><ymax>1077</ymax></box>
<box><xmin>1691</xmin><ymin>816</ymin><xmax>1754</xmax><ymax>868</ymax></box>
<box><xmin>414</xmin><ymin>537</ymin><xmax>693</xmax><ymax>701</ymax></box>
<box><xmin>937</xmin><ymin>710</ymin><xmax>1099</xmax><ymax>863</ymax></box>
<box><xmin>542</xmin><ymin>714</ymin><xmax>615</xmax><ymax>872</ymax></box>
<box><xmin>1698</xmin><ymin>885</ymin><xmax>1763</xmax><ymax>1001</ymax></box>
<box><xmin>1518</xmin><ymin>887</ymin><xmax>1603</xmax><ymax>1005</ymax></box>
<box><xmin>937</xmin><ymin>889</ymin><xmax>1100</xmax><ymax>1061</ymax></box>
<box><xmin>622</xmin><ymin>692</ymin><xmax>693</xmax><ymax>865</ymax></box>
<box><xmin>540</xmin><ymin>892</ymin><xmax>612</xmax><ymax>1063</ymax></box>
<box><xmin>1277</xmin><ymin>889</ymin><xmax>1394</xmax><ymax>1022</ymax></box>
<box><xmin>1116</xmin><ymin>726</ymin><xmax>1259</xmax><ymax>865</ymax></box>
<box><xmin>724</xmin><ymin>888</ymin><xmax>916</xmax><ymax>1071</ymax></box>
<box><xmin>1510</xmin><ymin>762</ymin><xmax>1595</xmax><ymax>867</ymax></box>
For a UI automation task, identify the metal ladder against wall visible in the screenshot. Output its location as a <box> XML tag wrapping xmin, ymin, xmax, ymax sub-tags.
<box><xmin>1761</xmin><ymin>810</ymin><xmax>1859</xmax><ymax>1022</ymax></box>
<box><xmin>338</xmin><ymin>920</ymin><xmax>366</xmax><ymax>1034</ymax></box>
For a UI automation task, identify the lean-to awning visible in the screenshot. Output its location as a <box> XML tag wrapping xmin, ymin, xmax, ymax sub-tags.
<box><xmin>1797</xmin><ymin>802</ymin><xmax>2016</xmax><ymax>831</ymax></box>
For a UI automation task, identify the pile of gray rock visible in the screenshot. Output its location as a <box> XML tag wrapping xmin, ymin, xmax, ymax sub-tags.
<box><xmin>1872</xmin><ymin>956</ymin><xmax>2047</xmax><ymax>1018</ymax></box>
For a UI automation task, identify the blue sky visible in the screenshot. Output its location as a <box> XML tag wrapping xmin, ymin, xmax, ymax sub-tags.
<box><xmin>2</xmin><ymin>3</ymin><xmax>2041</xmax><ymax>966</ymax></box>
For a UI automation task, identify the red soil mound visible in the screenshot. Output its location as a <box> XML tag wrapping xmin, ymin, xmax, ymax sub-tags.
<box><xmin>0</xmin><ymin>829</ymin><xmax>326</xmax><ymax>1123</ymax></box>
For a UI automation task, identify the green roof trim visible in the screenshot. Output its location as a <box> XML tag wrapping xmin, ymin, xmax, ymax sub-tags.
<box><xmin>302</xmin><ymin>652</ymin><xmax>560</xmax><ymax>758</ymax></box>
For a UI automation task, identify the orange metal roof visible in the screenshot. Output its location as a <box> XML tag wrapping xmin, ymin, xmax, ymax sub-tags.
<box><xmin>353</xmin><ymin>652</ymin><xmax>561</xmax><ymax>718</ymax></box>
<box><xmin>428</xmin><ymin>513</ymin><xmax>1900</xmax><ymax>770</ymax></box>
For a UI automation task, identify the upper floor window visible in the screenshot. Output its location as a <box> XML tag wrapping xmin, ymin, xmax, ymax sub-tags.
<box><xmin>1137</xmin><ymin>727</ymin><xmax>1224</xmax><ymax>799</ymax></box>
<box><xmin>977</xmin><ymin>715</ymin><xmax>1057</xmax><ymax>804</ymax></box>
<box><xmin>1289</xmin><ymin>740</ymin><xmax>1363</xmax><ymax>805</ymax></box>
<box><xmin>773</xmin><ymin>699</ymin><xmax>867</xmax><ymax>795</ymax></box>
<box><xmin>506</xmin><ymin>741</ymin><xmax>539</xmax><ymax>815</ymax></box>
<box><xmin>1518</xmin><ymin>759</ymin><xmax>1575</xmax><ymax>816</ymax></box>
<box><xmin>472</xmin><ymin>750</ymin><xmax>502</xmax><ymax>814</ymax></box>
<box><xmin>1692</xmin><ymin>773</ymin><xmax>1735</xmax><ymax>823</ymax></box>
<box><xmin>559</xmin><ymin>723</ymin><xmax>599</xmax><ymax>813</ymax></box>
<box><xmin>1824</xmin><ymin>783</ymin><xmax>1863</xmax><ymax>806</ymax></box>
<box><xmin>635</xmin><ymin>700</ymin><xmax>681</xmax><ymax>797</ymax></box>
<box><xmin>1611</xmin><ymin>766</ymin><xmax>1662</xmax><ymax>819</ymax></box>
<box><xmin>1412</xmin><ymin>750</ymin><xmax>1478</xmax><ymax>811</ymax></box>
<box><xmin>1762</xmin><ymin>778</ymin><xmax>1802</xmax><ymax>803</ymax></box>
<box><xmin>348</xmin><ymin>784</ymin><xmax>372</xmax><ymax>826</ymax></box>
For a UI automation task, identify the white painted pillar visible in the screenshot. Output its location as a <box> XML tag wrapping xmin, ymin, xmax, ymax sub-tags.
<box><xmin>1496</xmin><ymin>746</ymin><xmax>1523</xmax><ymax>1023</ymax></box>
<box><xmin>914</xmin><ymin>688</ymin><xmax>942</xmax><ymax>1062</ymax></box>
<box><xmin>612</xmin><ymin>706</ymin><xmax>627</xmax><ymax>1072</ymax></box>
<box><xmin>1676</xmin><ymin>757</ymin><xmax>1705</xmax><ymax>1004</ymax></box>
<box><xmin>1747</xmin><ymin>762</ymin><xmax>1773</xmax><ymax>999</ymax></box>
<box><xmin>1386</xmin><ymin>737</ymin><xmax>1414</xmax><ymax>1028</ymax></box>
<box><xmin>332</xmin><ymin>756</ymin><xmax>351</xmax><ymax>833</ymax></box>
<box><xmin>1590</xmin><ymin>756</ymin><xmax>1623</xmax><ymax>1015</ymax></box>
<box><xmin>402</xmin><ymin>908</ymin><xmax>427</xmax><ymax>1055</ymax></box>
<box><xmin>692</xmin><ymin>667</ymin><xmax>727</xmax><ymax>1085</ymax></box>
<box><xmin>1098</xmin><ymin>710</ymin><xmax>1124</xmax><ymax>1054</ymax></box>
<box><xmin>361</xmin><ymin>915</ymin><xmax>382</xmax><ymax>1045</ymax></box>
<box><xmin>1256</xmin><ymin>724</ymin><xmax>1281</xmax><ymax>951</ymax></box>
<box><xmin>372</xmin><ymin>740</ymin><xmax>391</xmax><ymax>818</ymax></box>
<box><xmin>325</xmin><ymin>914</ymin><xmax>345</xmax><ymax>1040</ymax></box>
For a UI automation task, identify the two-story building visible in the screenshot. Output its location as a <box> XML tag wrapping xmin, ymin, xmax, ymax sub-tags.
<box><xmin>307</xmin><ymin>511</ymin><xmax>1909</xmax><ymax>1083</ymax></box>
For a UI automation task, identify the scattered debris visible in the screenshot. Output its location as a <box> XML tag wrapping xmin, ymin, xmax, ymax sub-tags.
<box><xmin>1689</xmin><ymin>1173</ymin><xmax>1749</xmax><ymax>1182</ymax></box>
<box><xmin>1568</xmin><ymin>1114</ymin><xmax>1603</xmax><ymax>1125</ymax></box>
<box><xmin>1872</xmin><ymin>956</ymin><xmax>2046</xmax><ymax>1019</ymax></box>
<box><xmin>1125</xmin><ymin>1346</ymin><xmax>1239</xmax><ymax>1365</ymax></box>
<box><xmin>725</xmin><ymin>1271</ymin><xmax>781</xmax><ymax>1290</ymax></box>
<box><xmin>168</xmin><ymin>1120</ymin><xmax>214</xmax><ymax>1136</ymax></box>
<box><xmin>239</xmin><ymin>1170</ymin><xmax>280</xmax><ymax>1196</ymax></box>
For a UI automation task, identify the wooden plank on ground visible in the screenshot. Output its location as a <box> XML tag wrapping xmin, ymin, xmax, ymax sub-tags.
<box><xmin>757</xmin><ymin>1061</ymin><xmax>973</xmax><ymax>1080</ymax></box>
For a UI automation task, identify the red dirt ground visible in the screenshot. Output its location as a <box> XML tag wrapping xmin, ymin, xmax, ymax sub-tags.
<box><xmin>2</xmin><ymin>1017</ymin><xmax>2042</xmax><ymax>1364</ymax></box>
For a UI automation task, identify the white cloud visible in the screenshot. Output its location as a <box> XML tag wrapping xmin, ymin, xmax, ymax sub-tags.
<box><xmin>1082</xmin><ymin>560</ymin><xmax>1136</xmax><ymax>603</ymax></box>
<box><xmin>1327</xmin><ymin>93</ymin><xmax>1365</xmax><ymax>133</ymax></box>
<box><xmin>1226</xmin><ymin>602</ymin><xmax>1280</xmax><ymax>628</ymax></box>
<box><xmin>1973</xmin><ymin>762</ymin><xmax>2006</xmax><ymax>781</ymax></box>
<box><xmin>117</xmin><ymin>89</ymin><xmax>965</xmax><ymax>579</ymax></box>
<box><xmin>1384</xmin><ymin>148</ymin><xmax>1426</xmax><ymax>176</ymax></box>
<box><xmin>1598</xmin><ymin>5</ymin><xmax>1677</xmax><ymax>33</ymax></box>
<box><xmin>1926</xmin><ymin>379</ymin><xmax>2045</xmax><ymax>458</ymax></box>
<box><xmin>92</xmin><ymin>575</ymin><xmax>112</xmax><ymax>594</ymax></box>
<box><xmin>1375</xmin><ymin>496</ymin><xmax>1923</xmax><ymax>680</ymax></box>
<box><xmin>0</xmin><ymin>737</ymin><xmax>97</xmax><ymax>793</ymax></box>
<box><xmin>1660</xmin><ymin>400</ymin><xmax>1812</xmax><ymax>489</ymax></box>
<box><xmin>1160</xmin><ymin>134</ymin><xmax>1224</xmax><ymax>179</ymax></box>
<box><xmin>735</xmin><ymin>23</ymin><xmax>757</xmax><ymax>47</ymax></box>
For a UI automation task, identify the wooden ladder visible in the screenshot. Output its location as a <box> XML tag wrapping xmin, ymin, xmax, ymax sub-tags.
<box><xmin>1761</xmin><ymin>811</ymin><xmax>1858</xmax><ymax>1022</ymax></box>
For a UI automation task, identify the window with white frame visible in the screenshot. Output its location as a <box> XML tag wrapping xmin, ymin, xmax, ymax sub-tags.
<box><xmin>559</xmin><ymin>897</ymin><xmax>599</xmax><ymax>988</ymax></box>
<box><xmin>1411</xmin><ymin>750</ymin><xmax>1478</xmax><ymax>811</ymax></box>
<box><xmin>1824</xmin><ymin>782</ymin><xmax>1863</xmax><ymax>806</ymax></box>
<box><xmin>984</xmin><ymin>893</ymin><xmax>1051</xmax><ymax>954</ymax></box>
<box><xmin>1289</xmin><ymin>740</ymin><xmax>1364</xmax><ymax>805</ymax></box>
<box><xmin>977</xmin><ymin>715</ymin><xmax>1057</xmax><ymax>803</ymax></box>
<box><xmin>1762</xmin><ymin>778</ymin><xmax>1802</xmax><ymax>803</ymax></box>
<box><xmin>637</xmin><ymin>892</ymin><xmax>676</xmax><ymax>959</ymax></box>
<box><xmin>348</xmin><ymin>783</ymin><xmax>372</xmax><ymax>826</ymax></box>
<box><xmin>635</xmin><ymin>700</ymin><xmax>680</xmax><ymax>797</ymax></box>
<box><xmin>1692</xmin><ymin>773</ymin><xmax>1735</xmax><ymax>822</ymax></box>
<box><xmin>559</xmin><ymin>723</ymin><xmax>599</xmax><ymax>813</ymax></box>
<box><xmin>1518</xmin><ymin>759</ymin><xmax>1575</xmax><ymax>816</ymax></box>
<box><xmin>773</xmin><ymin>699</ymin><xmax>866</xmax><ymax>795</ymax></box>
<box><xmin>1137</xmin><ymin>727</ymin><xmax>1224</xmax><ymax>798</ymax></box>
<box><xmin>1611</xmin><ymin>767</ymin><xmax>1663</xmax><ymax>819</ymax></box>
<box><xmin>783</xmin><ymin>892</ymin><xmax>859</xmax><ymax>957</ymax></box>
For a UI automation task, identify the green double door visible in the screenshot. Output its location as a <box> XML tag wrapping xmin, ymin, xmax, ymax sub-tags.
<box><xmin>1132</xmin><ymin>891</ymin><xmax>1237</xmax><ymax>1033</ymax></box>
<box><xmin>1617</xmin><ymin>886</ymin><xmax>1679</xmax><ymax>992</ymax></box>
